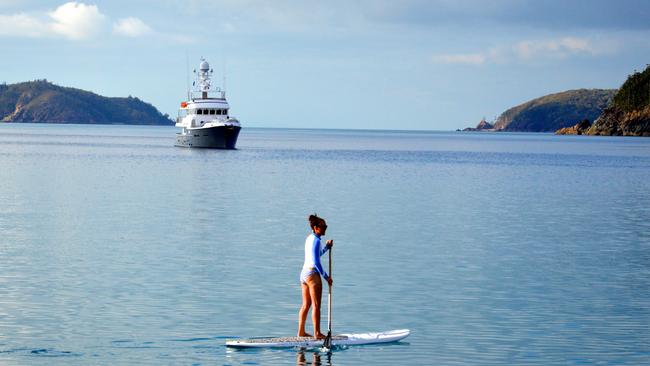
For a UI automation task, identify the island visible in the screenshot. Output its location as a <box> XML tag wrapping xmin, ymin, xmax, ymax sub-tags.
<box><xmin>0</xmin><ymin>80</ymin><xmax>172</xmax><ymax>125</ymax></box>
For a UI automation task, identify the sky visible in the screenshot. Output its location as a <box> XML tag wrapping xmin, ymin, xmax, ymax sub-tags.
<box><xmin>1</xmin><ymin>0</ymin><xmax>649</xmax><ymax>130</ymax></box>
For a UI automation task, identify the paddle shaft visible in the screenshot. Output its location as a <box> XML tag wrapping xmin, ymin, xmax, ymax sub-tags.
<box><xmin>328</xmin><ymin>247</ymin><xmax>332</xmax><ymax>336</ymax></box>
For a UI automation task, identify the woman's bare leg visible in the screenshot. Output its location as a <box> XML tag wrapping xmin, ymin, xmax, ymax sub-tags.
<box><xmin>306</xmin><ymin>274</ymin><xmax>324</xmax><ymax>339</ymax></box>
<box><xmin>298</xmin><ymin>282</ymin><xmax>312</xmax><ymax>337</ymax></box>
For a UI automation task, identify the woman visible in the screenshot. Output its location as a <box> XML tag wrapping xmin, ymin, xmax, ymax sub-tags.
<box><xmin>298</xmin><ymin>214</ymin><xmax>333</xmax><ymax>339</ymax></box>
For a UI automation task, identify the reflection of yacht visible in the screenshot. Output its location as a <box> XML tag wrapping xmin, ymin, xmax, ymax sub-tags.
<box><xmin>175</xmin><ymin>58</ymin><xmax>241</xmax><ymax>149</ymax></box>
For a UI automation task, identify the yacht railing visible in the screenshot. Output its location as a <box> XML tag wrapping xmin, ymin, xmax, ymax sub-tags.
<box><xmin>190</xmin><ymin>89</ymin><xmax>225</xmax><ymax>100</ymax></box>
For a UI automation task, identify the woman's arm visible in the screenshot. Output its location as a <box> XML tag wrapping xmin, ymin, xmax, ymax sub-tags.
<box><xmin>312</xmin><ymin>240</ymin><xmax>329</xmax><ymax>280</ymax></box>
<box><xmin>320</xmin><ymin>240</ymin><xmax>332</xmax><ymax>256</ymax></box>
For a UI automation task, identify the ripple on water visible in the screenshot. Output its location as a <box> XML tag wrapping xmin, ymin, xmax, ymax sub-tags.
<box><xmin>1</xmin><ymin>127</ymin><xmax>649</xmax><ymax>365</ymax></box>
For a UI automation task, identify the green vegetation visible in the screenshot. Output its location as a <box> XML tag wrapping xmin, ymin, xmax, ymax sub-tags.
<box><xmin>586</xmin><ymin>64</ymin><xmax>650</xmax><ymax>136</ymax></box>
<box><xmin>555</xmin><ymin>65</ymin><xmax>650</xmax><ymax>136</ymax></box>
<box><xmin>0</xmin><ymin>80</ymin><xmax>172</xmax><ymax>125</ymax></box>
<box><xmin>611</xmin><ymin>65</ymin><xmax>650</xmax><ymax>112</ymax></box>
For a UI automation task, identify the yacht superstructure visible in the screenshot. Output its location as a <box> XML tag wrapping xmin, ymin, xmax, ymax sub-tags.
<box><xmin>175</xmin><ymin>58</ymin><xmax>241</xmax><ymax>148</ymax></box>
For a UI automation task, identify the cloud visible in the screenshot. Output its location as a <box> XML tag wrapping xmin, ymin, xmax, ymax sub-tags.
<box><xmin>0</xmin><ymin>13</ymin><xmax>50</xmax><ymax>38</ymax></box>
<box><xmin>432</xmin><ymin>37</ymin><xmax>608</xmax><ymax>65</ymax></box>
<box><xmin>113</xmin><ymin>17</ymin><xmax>153</xmax><ymax>37</ymax></box>
<box><xmin>111</xmin><ymin>18</ymin><xmax>189</xmax><ymax>42</ymax></box>
<box><xmin>0</xmin><ymin>2</ymin><xmax>176</xmax><ymax>42</ymax></box>
<box><xmin>111</xmin><ymin>16</ymin><xmax>188</xmax><ymax>43</ymax></box>
<box><xmin>513</xmin><ymin>37</ymin><xmax>596</xmax><ymax>60</ymax></box>
<box><xmin>0</xmin><ymin>2</ymin><xmax>107</xmax><ymax>40</ymax></box>
<box><xmin>49</xmin><ymin>2</ymin><xmax>107</xmax><ymax>40</ymax></box>
<box><xmin>0</xmin><ymin>2</ymin><xmax>158</xmax><ymax>41</ymax></box>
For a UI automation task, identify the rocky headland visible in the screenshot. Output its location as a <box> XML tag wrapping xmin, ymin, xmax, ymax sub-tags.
<box><xmin>0</xmin><ymin>80</ymin><xmax>172</xmax><ymax>125</ymax></box>
<box><xmin>558</xmin><ymin>65</ymin><xmax>650</xmax><ymax>137</ymax></box>
<box><xmin>491</xmin><ymin>89</ymin><xmax>615</xmax><ymax>132</ymax></box>
<box><xmin>462</xmin><ymin>89</ymin><xmax>615</xmax><ymax>133</ymax></box>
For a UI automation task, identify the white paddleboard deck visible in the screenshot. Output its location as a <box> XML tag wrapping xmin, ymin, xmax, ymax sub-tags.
<box><xmin>226</xmin><ymin>329</ymin><xmax>409</xmax><ymax>348</ymax></box>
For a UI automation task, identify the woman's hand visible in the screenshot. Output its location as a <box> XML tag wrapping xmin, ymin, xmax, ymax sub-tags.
<box><xmin>326</xmin><ymin>239</ymin><xmax>333</xmax><ymax>247</ymax></box>
<box><xmin>326</xmin><ymin>276</ymin><xmax>333</xmax><ymax>286</ymax></box>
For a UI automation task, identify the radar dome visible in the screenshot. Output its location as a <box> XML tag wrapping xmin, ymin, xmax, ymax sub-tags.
<box><xmin>199</xmin><ymin>60</ymin><xmax>210</xmax><ymax>71</ymax></box>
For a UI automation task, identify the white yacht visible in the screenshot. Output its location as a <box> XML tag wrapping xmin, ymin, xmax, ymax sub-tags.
<box><xmin>175</xmin><ymin>58</ymin><xmax>241</xmax><ymax>149</ymax></box>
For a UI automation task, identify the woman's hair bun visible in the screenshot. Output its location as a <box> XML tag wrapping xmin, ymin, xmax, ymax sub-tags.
<box><xmin>308</xmin><ymin>214</ymin><xmax>321</xmax><ymax>227</ymax></box>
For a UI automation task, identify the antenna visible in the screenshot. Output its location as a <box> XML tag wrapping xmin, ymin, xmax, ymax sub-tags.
<box><xmin>223</xmin><ymin>60</ymin><xmax>227</xmax><ymax>96</ymax></box>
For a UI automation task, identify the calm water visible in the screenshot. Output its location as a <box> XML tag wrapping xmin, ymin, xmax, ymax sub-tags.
<box><xmin>1</xmin><ymin>124</ymin><xmax>649</xmax><ymax>365</ymax></box>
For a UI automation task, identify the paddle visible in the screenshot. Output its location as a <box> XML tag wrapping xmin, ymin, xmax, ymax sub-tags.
<box><xmin>323</xmin><ymin>246</ymin><xmax>333</xmax><ymax>349</ymax></box>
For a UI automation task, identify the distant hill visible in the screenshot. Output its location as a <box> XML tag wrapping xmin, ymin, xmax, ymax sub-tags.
<box><xmin>586</xmin><ymin>65</ymin><xmax>650</xmax><ymax>136</ymax></box>
<box><xmin>0</xmin><ymin>80</ymin><xmax>172</xmax><ymax>125</ymax></box>
<box><xmin>492</xmin><ymin>89</ymin><xmax>616</xmax><ymax>132</ymax></box>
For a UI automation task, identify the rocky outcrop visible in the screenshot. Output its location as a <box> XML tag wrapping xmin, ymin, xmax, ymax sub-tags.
<box><xmin>555</xmin><ymin>119</ymin><xmax>592</xmax><ymax>135</ymax></box>
<box><xmin>585</xmin><ymin>66</ymin><xmax>650</xmax><ymax>136</ymax></box>
<box><xmin>462</xmin><ymin>118</ymin><xmax>494</xmax><ymax>131</ymax></box>
<box><xmin>586</xmin><ymin>106</ymin><xmax>650</xmax><ymax>136</ymax></box>
<box><xmin>476</xmin><ymin>119</ymin><xmax>493</xmax><ymax>130</ymax></box>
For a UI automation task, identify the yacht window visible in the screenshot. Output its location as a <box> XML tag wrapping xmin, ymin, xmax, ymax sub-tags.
<box><xmin>197</xmin><ymin>109</ymin><xmax>203</xmax><ymax>115</ymax></box>
<box><xmin>209</xmin><ymin>109</ymin><xmax>215</xmax><ymax>115</ymax></box>
<box><xmin>216</xmin><ymin>109</ymin><xmax>222</xmax><ymax>115</ymax></box>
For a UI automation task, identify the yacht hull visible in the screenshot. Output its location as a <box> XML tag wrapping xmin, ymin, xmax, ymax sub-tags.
<box><xmin>175</xmin><ymin>125</ymin><xmax>241</xmax><ymax>149</ymax></box>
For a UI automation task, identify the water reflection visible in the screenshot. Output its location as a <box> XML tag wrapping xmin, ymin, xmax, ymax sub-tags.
<box><xmin>296</xmin><ymin>349</ymin><xmax>332</xmax><ymax>366</ymax></box>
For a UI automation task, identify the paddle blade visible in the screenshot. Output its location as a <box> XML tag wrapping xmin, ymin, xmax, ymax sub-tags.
<box><xmin>323</xmin><ymin>331</ymin><xmax>332</xmax><ymax>349</ymax></box>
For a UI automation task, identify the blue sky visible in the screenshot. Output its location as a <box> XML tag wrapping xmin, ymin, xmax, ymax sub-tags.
<box><xmin>1</xmin><ymin>0</ymin><xmax>649</xmax><ymax>130</ymax></box>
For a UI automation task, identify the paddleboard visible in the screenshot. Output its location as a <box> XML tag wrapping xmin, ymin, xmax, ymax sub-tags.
<box><xmin>225</xmin><ymin>329</ymin><xmax>409</xmax><ymax>348</ymax></box>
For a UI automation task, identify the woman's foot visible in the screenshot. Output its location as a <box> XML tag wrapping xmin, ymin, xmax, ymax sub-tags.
<box><xmin>314</xmin><ymin>333</ymin><xmax>326</xmax><ymax>340</ymax></box>
<box><xmin>298</xmin><ymin>332</ymin><xmax>312</xmax><ymax>338</ymax></box>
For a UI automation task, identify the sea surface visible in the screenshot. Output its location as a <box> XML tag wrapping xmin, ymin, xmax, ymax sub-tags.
<box><xmin>0</xmin><ymin>124</ymin><xmax>649</xmax><ymax>365</ymax></box>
